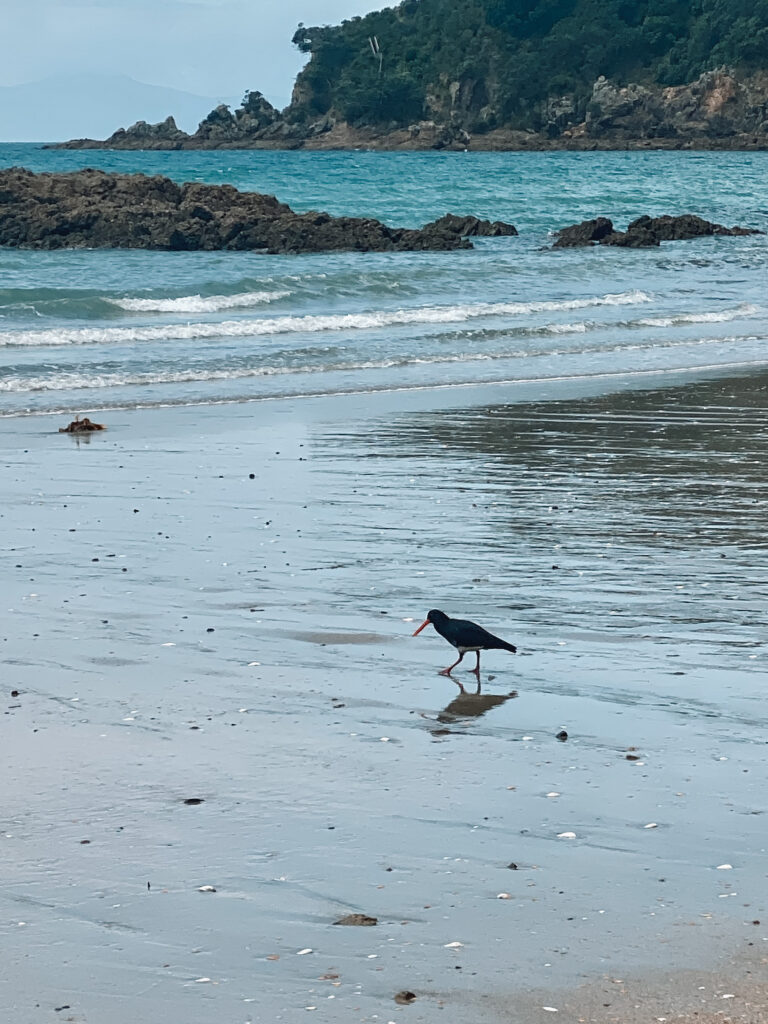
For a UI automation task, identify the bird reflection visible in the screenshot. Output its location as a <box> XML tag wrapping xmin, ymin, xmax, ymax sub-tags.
<box><xmin>434</xmin><ymin>680</ymin><xmax>518</xmax><ymax>728</ymax></box>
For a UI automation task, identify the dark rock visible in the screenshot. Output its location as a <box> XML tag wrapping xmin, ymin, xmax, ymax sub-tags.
<box><xmin>333</xmin><ymin>913</ymin><xmax>378</xmax><ymax>926</ymax></box>
<box><xmin>0</xmin><ymin>168</ymin><xmax>475</xmax><ymax>254</ymax></box>
<box><xmin>627</xmin><ymin>213</ymin><xmax>761</xmax><ymax>240</ymax></box>
<box><xmin>394</xmin><ymin>991</ymin><xmax>417</xmax><ymax>1005</ymax></box>
<box><xmin>556</xmin><ymin>729</ymin><xmax>568</xmax><ymax>741</ymax></box>
<box><xmin>553</xmin><ymin>217</ymin><xmax>614</xmax><ymax>247</ymax></box>
<box><xmin>602</xmin><ymin>227</ymin><xmax>660</xmax><ymax>248</ymax></box>
<box><xmin>425</xmin><ymin>213</ymin><xmax>518</xmax><ymax>237</ymax></box>
<box><xmin>58</xmin><ymin>415</ymin><xmax>105</xmax><ymax>433</ymax></box>
<box><xmin>555</xmin><ymin>212</ymin><xmax>760</xmax><ymax>248</ymax></box>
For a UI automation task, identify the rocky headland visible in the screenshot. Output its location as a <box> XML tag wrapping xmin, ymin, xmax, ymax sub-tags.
<box><xmin>52</xmin><ymin>70</ymin><xmax>768</xmax><ymax>152</ymax></box>
<box><xmin>0</xmin><ymin>167</ymin><xmax>517</xmax><ymax>253</ymax></box>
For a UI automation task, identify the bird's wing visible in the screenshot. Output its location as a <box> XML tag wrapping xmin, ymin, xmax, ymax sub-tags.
<box><xmin>452</xmin><ymin>618</ymin><xmax>505</xmax><ymax>646</ymax></box>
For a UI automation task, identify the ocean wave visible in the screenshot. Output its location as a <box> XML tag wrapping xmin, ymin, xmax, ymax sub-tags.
<box><xmin>107</xmin><ymin>290</ymin><xmax>290</xmax><ymax>313</ymax></box>
<box><xmin>637</xmin><ymin>304</ymin><xmax>760</xmax><ymax>328</ymax></box>
<box><xmin>2</xmin><ymin>328</ymin><xmax>759</xmax><ymax>394</ymax></box>
<box><xmin>0</xmin><ymin>291</ymin><xmax>650</xmax><ymax>348</ymax></box>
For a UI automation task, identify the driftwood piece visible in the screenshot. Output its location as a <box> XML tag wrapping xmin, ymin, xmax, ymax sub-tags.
<box><xmin>58</xmin><ymin>415</ymin><xmax>106</xmax><ymax>433</ymax></box>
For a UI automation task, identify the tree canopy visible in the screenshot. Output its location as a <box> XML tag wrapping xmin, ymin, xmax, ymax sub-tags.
<box><xmin>288</xmin><ymin>0</ymin><xmax>768</xmax><ymax>128</ymax></box>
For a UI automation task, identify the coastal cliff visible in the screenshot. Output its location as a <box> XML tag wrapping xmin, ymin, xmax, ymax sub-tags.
<box><xmin>54</xmin><ymin>0</ymin><xmax>768</xmax><ymax>151</ymax></box>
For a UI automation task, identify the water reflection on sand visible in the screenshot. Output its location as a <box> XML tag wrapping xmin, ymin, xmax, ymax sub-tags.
<box><xmin>2</xmin><ymin>368</ymin><xmax>767</xmax><ymax>1024</ymax></box>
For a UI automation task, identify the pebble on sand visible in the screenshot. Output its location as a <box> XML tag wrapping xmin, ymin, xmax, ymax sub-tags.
<box><xmin>394</xmin><ymin>991</ymin><xmax>417</xmax><ymax>1004</ymax></box>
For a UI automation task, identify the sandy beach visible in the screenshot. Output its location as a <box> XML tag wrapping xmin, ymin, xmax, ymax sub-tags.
<box><xmin>2</xmin><ymin>368</ymin><xmax>767</xmax><ymax>1023</ymax></box>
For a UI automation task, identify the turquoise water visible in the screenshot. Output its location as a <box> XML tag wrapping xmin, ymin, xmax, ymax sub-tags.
<box><xmin>1</xmin><ymin>143</ymin><xmax>768</xmax><ymax>415</ymax></box>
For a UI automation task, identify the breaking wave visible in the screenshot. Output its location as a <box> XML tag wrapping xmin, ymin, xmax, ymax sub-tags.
<box><xmin>0</xmin><ymin>291</ymin><xmax>651</xmax><ymax>348</ymax></box>
<box><xmin>107</xmin><ymin>290</ymin><xmax>290</xmax><ymax>313</ymax></box>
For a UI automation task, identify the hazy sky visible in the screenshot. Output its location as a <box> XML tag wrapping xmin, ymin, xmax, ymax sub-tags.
<box><xmin>2</xmin><ymin>0</ymin><xmax>385</xmax><ymax>105</ymax></box>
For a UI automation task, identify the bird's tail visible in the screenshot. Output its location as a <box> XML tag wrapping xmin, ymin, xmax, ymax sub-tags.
<box><xmin>494</xmin><ymin>639</ymin><xmax>517</xmax><ymax>654</ymax></box>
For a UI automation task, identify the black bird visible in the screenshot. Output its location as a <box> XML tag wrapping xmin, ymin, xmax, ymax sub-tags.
<box><xmin>412</xmin><ymin>609</ymin><xmax>517</xmax><ymax>676</ymax></box>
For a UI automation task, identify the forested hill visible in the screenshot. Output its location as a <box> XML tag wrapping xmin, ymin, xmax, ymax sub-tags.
<box><xmin>289</xmin><ymin>0</ymin><xmax>768</xmax><ymax>130</ymax></box>
<box><xmin>56</xmin><ymin>0</ymin><xmax>768</xmax><ymax>150</ymax></box>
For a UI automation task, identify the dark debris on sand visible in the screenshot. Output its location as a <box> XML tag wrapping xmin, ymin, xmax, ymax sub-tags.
<box><xmin>58</xmin><ymin>415</ymin><xmax>105</xmax><ymax>433</ymax></box>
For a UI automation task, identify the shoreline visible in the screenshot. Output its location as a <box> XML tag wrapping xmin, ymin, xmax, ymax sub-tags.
<box><xmin>49</xmin><ymin>131</ymin><xmax>768</xmax><ymax>152</ymax></box>
<box><xmin>4</xmin><ymin>352</ymin><xmax>768</xmax><ymax>423</ymax></box>
<box><xmin>3</xmin><ymin>367</ymin><xmax>767</xmax><ymax>1023</ymax></box>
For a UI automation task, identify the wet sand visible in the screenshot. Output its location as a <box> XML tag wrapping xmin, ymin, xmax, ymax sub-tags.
<box><xmin>1</xmin><ymin>369</ymin><xmax>767</xmax><ymax>1023</ymax></box>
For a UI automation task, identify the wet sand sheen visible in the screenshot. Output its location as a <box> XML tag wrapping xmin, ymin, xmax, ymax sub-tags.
<box><xmin>1</xmin><ymin>368</ymin><xmax>766</xmax><ymax>1023</ymax></box>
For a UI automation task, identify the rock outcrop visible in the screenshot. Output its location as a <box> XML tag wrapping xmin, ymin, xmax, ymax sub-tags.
<box><xmin>426</xmin><ymin>214</ymin><xmax>518</xmax><ymax>237</ymax></box>
<box><xmin>51</xmin><ymin>69</ymin><xmax>768</xmax><ymax>152</ymax></box>
<box><xmin>554</xmin><ymin>214</ymin><xmax>762</xmax><ymax>248</ymax></box>
<box><xmin>0</xmin><ymin>167</ymin><xmax>518</xmax><ymax>253</ymax></box>
<box><xmin>583</xmin><ymin>70</ymin><xmax>768</xmax><ymax>142</ymax></box>
<box><xmin>69</xmin><ymin>115</ymin><xmax>189</xmax><ymax>150</ymax></box>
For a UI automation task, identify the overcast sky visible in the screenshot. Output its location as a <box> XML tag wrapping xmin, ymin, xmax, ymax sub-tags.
<box><xmin>2</xmin><ymin>0</ymin><xmax>385</xmax><ymax>106</ymax></box>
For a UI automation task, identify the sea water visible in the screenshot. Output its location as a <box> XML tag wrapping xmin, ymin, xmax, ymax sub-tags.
<box><xmin>1</xmin><ymin>144</ymin><xmax>767</xmax><ymax>416</ymax></box>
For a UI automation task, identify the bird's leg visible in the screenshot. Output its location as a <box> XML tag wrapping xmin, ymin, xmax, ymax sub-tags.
<box><xmin>472</xmin><ymin>651</ymin><xmax>481</xmax><ymax>677</ymax></box>
<box><xmin>440</xmin><ymin>651</ymin><xmax>464</xmax><ymax>676</ymax></box>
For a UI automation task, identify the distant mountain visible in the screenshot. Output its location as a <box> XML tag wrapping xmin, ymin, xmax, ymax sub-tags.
<box><xmin>0</xmin><ymin>73</ymin><xmax>241</xmax><ymax>142</ymax></box>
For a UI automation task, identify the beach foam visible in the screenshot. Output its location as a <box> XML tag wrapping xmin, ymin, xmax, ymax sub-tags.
<box><xmin>0</xmin><ymin>291</ymin><xmax>651</xmax><ymax>348</ymax></box>
<box><xmin>107</xmin><ymin>290</ymin><xmax>290</xmax><ymax>313</ymax></box>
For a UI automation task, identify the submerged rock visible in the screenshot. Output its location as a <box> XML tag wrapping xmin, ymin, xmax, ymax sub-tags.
<box><xmin>0</xmin><ymin>167</ymin><xmax>503</xmax><ymax>254</ymax></box>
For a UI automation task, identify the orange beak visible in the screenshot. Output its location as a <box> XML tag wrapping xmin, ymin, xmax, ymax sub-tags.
<box><xmin>412</xmin><ymin>618</ymin><xmax>431</xmax><ymax>636</ymax></box>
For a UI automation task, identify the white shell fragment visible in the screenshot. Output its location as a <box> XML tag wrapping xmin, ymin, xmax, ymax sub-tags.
<box><xmin>198</xmin><ymin>885</ymin><xmax>217</xmax><ymax>892</ymax></box>
<box><xmin>444</xmin><ymin>941</ymin><xmax>464</xmax><ymax>948</ymax></box>
<box><xmin>716</xmin><ymin>864</ymin><xmax>733</xmax><ymax>870</ymax></box>
<box><xmin>557</xmin><ymin>832</ymin><xmax>576</xmax><ymax>839</ymax></box>
<box><xmin>296</xmin><ymin>948</ymin><xmax>313</xmax><ymax>955</ymax></box>
<box><xmin>644</xmin><ymin>823</ymin><xmax>658</xmax><ymax>829</ymax></box>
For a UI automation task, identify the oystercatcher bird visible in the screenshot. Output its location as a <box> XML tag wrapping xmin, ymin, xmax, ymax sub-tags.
<box><xmin>412</xmin><ymin>609</ymin><xmax>517</xmax><ymax>676</ymax></box>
